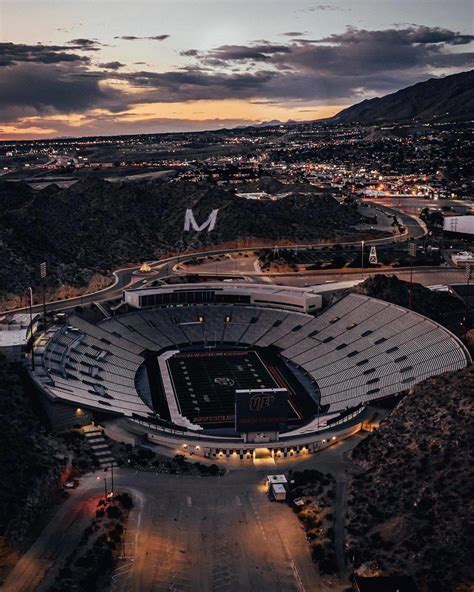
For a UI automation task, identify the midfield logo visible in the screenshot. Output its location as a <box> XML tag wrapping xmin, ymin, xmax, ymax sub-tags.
<box><xmin>249</xmin><ymin>393</ymin><xmax>275</xmax><ymax>412</ymax></box>
<box><xmin>184</xmin><ymin>208</ymin><xmax>219</xmax><ymax>232</ymax></box>
<box><xmin>214</xmin><ymin>377</ymin><xmax>235</xmax><ymax>386</ymax></box>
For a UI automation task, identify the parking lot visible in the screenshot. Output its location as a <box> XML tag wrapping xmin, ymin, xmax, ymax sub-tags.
<box><xmin>3</xmin><ymin>436</ymin><xmax>365</xmax><ymax>592</ymax></box>
<box><xmin>118</xmin><ymin>470</ymin><xmax>321</xmax><ymax>592</ymax></box>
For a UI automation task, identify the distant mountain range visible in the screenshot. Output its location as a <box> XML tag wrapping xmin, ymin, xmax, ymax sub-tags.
<box><xmin>332</xmin><ymin>70</ymin><xmax>474</xmax><ymax>125</ymax></box>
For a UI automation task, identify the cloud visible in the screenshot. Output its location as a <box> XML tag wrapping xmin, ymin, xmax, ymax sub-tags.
<box><xmin>0</xmin><ymin>42</ymin><xmax>89</xmax><ymax>67</ymax></box>
<box><xmin>114</xmin><ymin>35</ymin><xmax>170</xmax><ymax>41</ymax></box>
<box><xmin>98</xmin><ymin>61</ymin><xmax>124</xmax><ymax>70</ymax></box>
<box><xmin>200</xmin><ymin>43</ymin><xmax>291</xmax><ymax>66</ymax></box>
<box><xmin>0</xmin><ymin>62</ymin><xmax>127</xmax><ymax>122</ymax></box>
<box><xmin>120</xmin><ymin>26</ymin><xmax>472</xmax><ymax>105</ymax></box>
<box><xmin>306</xmin><ymin>4</ymin><xmax>351</xmax><ymax>11</ymax></box>
<box><xmin>67</xmin><ymin>38</ymin><xmax>101</xmax><ymax>51</ymax></box>
<box><xmin>0</xmin><ymin>25</ymin><xmax>472</xmax><ymax>136</ymax></box>
<box><xmin>180</xmin><ymin>49</ymin><xmax>200</xmax><ymax>57</ymax></box>
<box><xmin>317</xmin><ymin>25</ymin><xmax>473</xmax><ymax>46</ymax></box>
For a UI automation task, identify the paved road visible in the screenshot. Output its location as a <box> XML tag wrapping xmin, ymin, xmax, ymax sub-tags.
<box><xmin>2</xmin><ymin>492</ymin><xmax>99</xmax><ymax>592</ymax></box>
<box><xmin>364</xmin><ymin>196</ymin><xmax>474</xmax><ymax>215</ymax></box>
<box><xmin>274</xmin><ymin>266</ymin><xmax>469</xmax><ymax>288</ymax></box>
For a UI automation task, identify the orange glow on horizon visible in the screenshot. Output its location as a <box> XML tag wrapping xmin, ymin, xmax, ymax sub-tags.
<box><xmin>0</xmin><ymin>101</ymin><xmax>346</xmax><ymax>140</ymax></box>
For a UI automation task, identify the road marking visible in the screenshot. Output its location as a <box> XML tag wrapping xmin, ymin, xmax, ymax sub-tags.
<box><xmin>186</xmin><ymin>496</ymin><xmax>192</xmax><ymax>507</ymax></box>
<box><xmin>277</xmin><ymin>530</ymin><xmax>306</xmax><ymax>592</ymax></box>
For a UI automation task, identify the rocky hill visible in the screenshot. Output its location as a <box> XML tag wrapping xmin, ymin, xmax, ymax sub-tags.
<box><xmin>0</xmin><ymin>177</ymin><xmax>364</xmax><ymax>303</ymax></box>
<box><xmin>0</xmin><ymin>355</ymin><xmax>66</xmax><ymax>579</ymax></box>
<box><xmin>333</xmin><ymin>70</ymin><xmax>474</xmax><ymax>124</ymax></box>
<box><xmin>346</xmin><ymin>366</ymin><xmax>473</xmax><ymax>592</ymax></box>
<box><xmin>353</xmin><ymin>274</ymin><xmax>463</xmax><ymax>325</ymax></box>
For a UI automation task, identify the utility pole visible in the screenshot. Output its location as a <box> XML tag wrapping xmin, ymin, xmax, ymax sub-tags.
<box><xmin>40</xmin><ymin>262</ymin><xmax>47</xmax><ymax>332</ymax></box>
<box><xmin>28</xmin><ymin>287</ymin><xmax>35</xmax><ymax>371</ymax></box>
<box><xmin>408</xmin><ymin>242</ymin><xmax>417</xmax><ymax>310</ymax></box>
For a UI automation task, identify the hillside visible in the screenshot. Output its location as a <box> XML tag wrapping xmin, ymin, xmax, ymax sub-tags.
<box><xmin>346</xmin><ymin>366</ymin><xmax>474</xmax><ymax>592</ymax></box>
<box><xmin>353</xmin><ymin>274</ymin><xmax>463</xmax><ymax>325</ymax></box>
<box><xmin>333</xmin><ymin>70</ymin><xmax>474</xmax><ymax>124</ymax></box>
<box><xmin>0</xmin><ymin>354</ymin><xmax>66</xmax><ymax>577</ymax></box>
<box><xmin>0</xmin><ymin>178</ymin><xmax>365</xmax><ymax>302</ymax></box>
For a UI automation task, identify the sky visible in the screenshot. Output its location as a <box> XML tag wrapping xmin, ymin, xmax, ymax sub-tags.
<box><xmin>0</xmin><ymin>0</ymin><xmax>472</xmax><ymax>139</ymax></box>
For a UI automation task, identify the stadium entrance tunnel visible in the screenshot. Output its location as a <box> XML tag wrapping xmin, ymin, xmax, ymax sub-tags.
<box><xmin>254</xmin><ymin>447</ymin><xmax>273</xmax><ymax>460</ymax></box>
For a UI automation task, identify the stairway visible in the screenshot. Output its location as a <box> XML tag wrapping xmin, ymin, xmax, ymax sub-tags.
<box><xmin>82</xmin><ymin>424</ymin><xmax>117</xmax><ymax>468</ymax></box>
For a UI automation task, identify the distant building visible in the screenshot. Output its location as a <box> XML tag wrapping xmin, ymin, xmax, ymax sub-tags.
<box><xmin>235</xmin><ymin>191</ymin><xmax>289</xmax><ymax>201</ymax></box>
<box><xmin>123</xmin><ymin>283</ymin><xmax>323</xmax><ymax>313</ymax></box>
<box><xmin>0</xmin><ymin>313</ymin><xmax>39</xmax><ymax>363</ymax></box>
<box><xmin>451</xmin><ymin>251</ymin><xmax>474</xmax><ymax>268</ymax></box>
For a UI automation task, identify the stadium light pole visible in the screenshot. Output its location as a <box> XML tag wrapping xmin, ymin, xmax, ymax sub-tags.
<box><xmin>408</xmin><ymin>242</ymin><xmax>417</xmax><ymax>310</ymax></box>
<box><xmin>40</xmin><ymin>262</ymin><xmax>47</xmax><ymax>332</ymax></box>
<box><xmin>28</xmin><ymin>287</ymin><xmax>35</xmax><ymax>371</ymax></box>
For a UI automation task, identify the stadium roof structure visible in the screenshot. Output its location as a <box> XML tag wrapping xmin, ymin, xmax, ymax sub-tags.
<box><xmin>123</xmin><ymin>282</ymin><xmax>324</xmax><ymax>313</ymax></box>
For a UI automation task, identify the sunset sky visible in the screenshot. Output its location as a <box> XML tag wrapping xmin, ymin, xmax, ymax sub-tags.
<box><xmin>0</xmin><ymin>0</ymin><xmax>472</xmax><ymax>139</ymax></box>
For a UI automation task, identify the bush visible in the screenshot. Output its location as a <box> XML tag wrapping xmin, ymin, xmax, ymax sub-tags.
<box><xmin>115</xmin><ymin>492</ymin><xmax>133</xmax><ymax>509</ymax></box>
<box><xmin>311</xmin><ymin>543</ymin><xmax>326</xmax><ymax>561</ymax></box>
<box><xmin>106</xmin><ymin>505</ymin><xmax>122</xmax><ymax>519</ymax></box>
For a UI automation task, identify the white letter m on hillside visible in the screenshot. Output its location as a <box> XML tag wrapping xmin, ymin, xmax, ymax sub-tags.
<box><xmin>184</xmin><ymin>208</ymin><xmax>219</xmax><ymax>232</ymax></box>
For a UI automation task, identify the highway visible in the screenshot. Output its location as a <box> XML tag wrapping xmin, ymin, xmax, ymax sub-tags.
<box><xmin>363</xmin><ymin>196</ymin><xmax>474</xmax><ymax>215</ymax></box>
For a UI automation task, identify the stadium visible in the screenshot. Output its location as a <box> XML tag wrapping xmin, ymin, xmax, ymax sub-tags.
<box><xmin>31</xmin><ymin>283</ymin><xmax>470</xmax><ymax>462</ymax></box>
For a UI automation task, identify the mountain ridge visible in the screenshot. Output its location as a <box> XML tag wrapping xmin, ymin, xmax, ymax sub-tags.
<box><xmin>332</xmin><ymin>70</ymin><xmax>474</xmax><ymax>124</ymax></box>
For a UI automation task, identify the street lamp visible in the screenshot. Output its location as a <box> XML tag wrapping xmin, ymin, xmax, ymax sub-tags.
<box><xmin>97</xmin><ymin>475</ymin><xmax>107</xmax><ymax>498</ymax></box>
<box><xmin>110</xmin><ymin>461</ymin><xmax>114</xmax><ymax>495</ymax></box>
